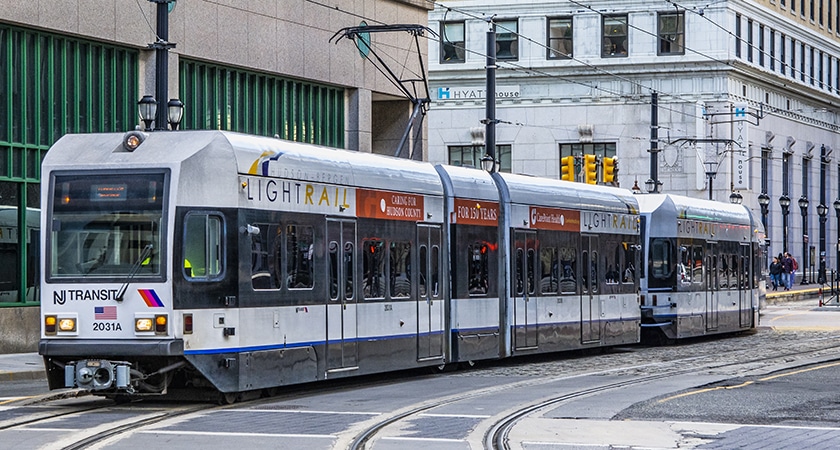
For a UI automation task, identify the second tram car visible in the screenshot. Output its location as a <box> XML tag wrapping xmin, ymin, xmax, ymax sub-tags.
<box><xmin>637</xmin><ymin>194</ymin><xmax>765</xmax><ymax>340</ymax></box>
<box><xmin>37</xmin><ymin>130</ymin><xmax>760</xmax><ymax>400</ymax></box>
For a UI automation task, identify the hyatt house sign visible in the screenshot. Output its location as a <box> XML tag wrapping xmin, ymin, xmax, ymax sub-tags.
<box><xmin>437</xmin><ymin>86</ymin><xmax>521</xmax><ymax>100</ymax></box>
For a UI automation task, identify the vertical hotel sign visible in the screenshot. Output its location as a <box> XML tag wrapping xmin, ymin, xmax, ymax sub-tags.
<box><xmin>732</xmin><ymin>103</ymin><xmax>749</xmax><ymax>189</ymax></box>
<box><xmin>357</xmin><ymin>189</ymin><xmax>425</xmax><ymax>221</ymax></box>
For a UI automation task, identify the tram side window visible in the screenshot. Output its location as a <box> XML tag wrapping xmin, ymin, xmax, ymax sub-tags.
<box><xmin>390</xmin><ymin>241</ymin><xmax>411</xmax><ymax>298</ymax></box>
<box><xmin>363</xmin><ymin>240</ymin><xmax>385</xmax><ymax>299</ymax></box>
<box><xmin>692</xmin><ymin>246</ymin><xmax>703</xmax><ymax>283</ymax></box>
<box><xmin>559</xmin><ymin>246</ymin><xmax>577</xmax><ymax>293</ymax></box>
<box><xmin>650</xmin><ymin>238</ymin><xmax>673</xmax><ymax>280</ymax></box>
<box><xmin>622</xmin><ymin>242</ymin><xmax>636</xmax><ymax>284</ymax></box>
<box><xmin>329</xmin><ymin>241</ymin><xmax>339</xmax><ymax>300</ymax></box>
<box><xmin>730</xmin><ymin>255</ymin><xmax>739</xmax><ymax>290</ymax></box>
<box><xmin>515</xmin><ymin>248</ymin><xmax>525</xmax><ymax>295</ymax></box>
<box><xmin>540</xmin><ymin>247</ymin><xmax>558</xmax><ymax>294</ymax></box>
<box><xmin>606</xmin><ymin>245</ymin><xmax>621</xmax><ymax>285</ymax></box>
<box><xmin>250</xmin><ymin>223</ymin><xmax>279</xmax><ymax>290</ymax></box>
<box><xmin>468</xmin><ymin>243</ymin><xmax>489</xmax><ymax>295</ymax></box>
<box><xmin>344</xmin><ymin>241</ymin><xmax>354</xmax><ymax>300</ymax></box>
<box><xmin>184</xmin><ymin>213</ymin><xmax>223</xmax><ymax>280</ymax></box>
<box><xmin>678</xmin><ymin>246</ymin><xmax>690</xmax><ymax>284</ymax></box>
<box><xmin>719</xmin><ymin>255</ymin><xmax>730</xmax><ymax>288</ymax></box>
<box><xmin>419</xmin><ymin>245</ymin><xmax>428</xmax><ymax>297</ymax></box>
<box><xmin>431</xmin><ymin>245</ymin><xmax>440</xmax><ymax>297</ymax></box>
<box><xmin>286</xmin><ymin>225</ymin><xmax>314</xmax><ymax>289</ymax></box>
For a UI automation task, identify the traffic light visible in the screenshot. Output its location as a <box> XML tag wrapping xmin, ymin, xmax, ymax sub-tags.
<box><xmin>603</xmin><ymin>157</ymin><xmax>616</xmax><ymax>183</ymax></box>
<box><xmin>560</xmin><ymin>156</ymin><xmax>575</xmax><ymax>181</ymax></box>
<box><xmin>583</xmin><ymin>154</ymin><xmax>597</xmax><ymax>184</ymax></box>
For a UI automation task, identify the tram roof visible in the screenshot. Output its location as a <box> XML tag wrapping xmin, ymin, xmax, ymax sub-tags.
<box><xmin>44</xmin><ymin>131</ymin><xmax>445</xmax><ymax>196</ymax></box>
<box><xmin>636</xmin><ymin>194</ymin><xmax>751</xmax><ymax>226</ymax></box>
<box><xmin>434</xmin><ymin>165</ymin><xmax>499</xmax><ymax>202</ymax></box>
<box><xmin>499</xmin><ymin>173</ymin><xmax>639</xmax><ymax>214</ymax></box>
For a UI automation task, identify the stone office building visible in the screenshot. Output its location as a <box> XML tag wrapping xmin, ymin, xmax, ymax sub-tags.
<box><xmin>427</xmin><ymin>0</ymin><xmax>840</xmax><ymax>285</ymax></box>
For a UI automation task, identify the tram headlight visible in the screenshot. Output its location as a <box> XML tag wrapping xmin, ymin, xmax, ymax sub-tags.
<box><xmin>58</xmin><ymin>318</ymin><xmax>76</xmax><ymax>332</ymax></box>
<box><xmin>135</xmin><ymin>318</ymin><xmax>154</xmax><ymax>332</ymax></box>
<box><xmin>122</xmin><ymin>130</ymin><xmax>147</xmax><ymax>151</ymax></box>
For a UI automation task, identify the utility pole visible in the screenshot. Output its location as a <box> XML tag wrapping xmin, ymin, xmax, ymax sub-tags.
<box><xmin>150</xmin><ymin>0</ymin><xmax>176</xmax><ymax>130</ymax></box>
<box><xmin>483</xmin><ymin>19</ymin><xmax>497</xmax><ymax>172</ymax></box>
<box><xmin>647</xmin><ymin>92</ymin><xmax>660</xmax><ymax>193</ymax></box>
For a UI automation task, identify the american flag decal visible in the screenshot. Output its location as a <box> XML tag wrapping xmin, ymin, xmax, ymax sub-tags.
<box><xmin>94</xmin><ymin>306</ymin><xmax>117</xmax><ymax>320</ymax></box>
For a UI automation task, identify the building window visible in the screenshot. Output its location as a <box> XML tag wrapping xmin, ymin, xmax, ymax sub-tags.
<box><xmin>657</xmin><ymin>12</ymin><xmax>685</xmax><ymax>55</ymax></box>
<box><xmin>791</xmin><ymin>39</ymin><xmax>797</xmax><ymax>79</ymax></box>
<box><xmin>759</xmin><ymin>25</ymin><xmax>765</xmax><ymax>66</ymax></box>
<box><xmin>449</xmin><ymin>144</ymin><xmax>512</xmax><ymax>172</ymax></box>
<box><xmin>440</xmin><ymin>21</ymin><xmax>465</xmax><ymax>63</ymax></box>
<box><xmin>496</xmin><ymin>20</ymin><xmax>519</xmax><ymax>60</ymax></box>
<box><xmin>179</xmin><ymin>60</ymin><xmax>345</xmax><ymax>148</ymax></box>
<box><xmin>801</xmin><ymin>43</ymin><xmax>806</xmax><ymax>82</ymax></box>
<box><xmin>735</xmin><ymin>14</ymin><xmax>742</xmax><ymax>58</ymax></box>
<box><xmin>780</xmin><ymin>33</ymin><xmax>787</xmax><ymax>75</ymax></box>
<box><xmin>770</xmin><ymin>29</ymin><xmax>776</xmax><ymax>71</ymax></box>
<box><xmin>547</xmin><ymin>17</ymin><xmax>573</xmax><ymax>59</ymax></box>
<box><xmin>747</xmin><ymin>19</ymin><xmax>754</xmax><ymax>63</ymax></box>
<box><xmin>602</xmin><ymin>15</ymin><xmax>628</xmax><ymax>57</ymax></box>
<box><xmin>819</xmin><ymin>51</ymin><xmax>824</xmax><ymax>88</ymax></box>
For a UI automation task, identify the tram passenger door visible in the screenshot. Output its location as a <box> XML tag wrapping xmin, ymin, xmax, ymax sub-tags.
<box><xmin>581</xmin><ymin>235</ymin><xmax>601</xmax><ymax>344</ymax></box>
<box><xmin>739</xmin><ymin>244</ymin><xmax>751</xmax><ymax>327</ymax></box>
<box><xmin>417</xmin><ymin>225</ymin><xmax>444</xmax><ymax>360</ymax></box>
<box><xmin>513</xmin><ymin>230</ymin><xmax>538</xmax><ymax>350</ymax></box>
<box><xmin>705</xmin><ymin>242</ymin><xmax>719</xmax><ymax>331</ymax></box>
<box><xmin>326</xmin><ymin>219</ymin><xmax>358</xmax><ymax>371</ymax></box>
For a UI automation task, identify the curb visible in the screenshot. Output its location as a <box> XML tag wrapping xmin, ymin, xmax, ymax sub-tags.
<box><xmin>0</xmin><ymin>370</ymin><xmax>47</xmax><ymax>383</ymax></box>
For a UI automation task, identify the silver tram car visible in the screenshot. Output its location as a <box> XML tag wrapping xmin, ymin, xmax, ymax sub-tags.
<box><xmin>37</xmin><ymin>129</ymin><xmax>753</xmax><ymax>399</ymax></box>
<box><xmin>637</xmin><ymin>194</ymin><xmax>766</xmax><ymax>341</ymax></box>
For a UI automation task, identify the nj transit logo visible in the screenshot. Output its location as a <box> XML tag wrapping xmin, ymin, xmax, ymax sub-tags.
<box><xmin>138</xmin><ymin>289</ymin><xmax>165</xmax><ymax>308</ymax></box>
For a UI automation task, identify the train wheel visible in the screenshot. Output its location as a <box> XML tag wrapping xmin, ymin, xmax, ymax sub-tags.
<box><xmin>218</xmin><ymin>392</ymin><xmax>238</xmax><ymax>405</ymax></box>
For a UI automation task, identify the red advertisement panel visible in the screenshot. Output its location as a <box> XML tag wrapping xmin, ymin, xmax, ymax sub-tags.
<box><xmin>356</xmin><ymin>188</ymin><xmax>425</xmax><ymax>221</ymax></box>
<box><xmin>529</xmin><ymin>207</ymin><xmax>580</xmax><ymax>231</ymax></box>
<box><xmin>453</xmin><ymin>198</ymin><xmax>499</xmax><ymax>226</ymax></box>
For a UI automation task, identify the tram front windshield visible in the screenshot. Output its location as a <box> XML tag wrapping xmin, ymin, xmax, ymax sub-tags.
<box><xmin>48</xmin><ymin>172</ymin><xmax>167</xmax><ymax>280</ymax></box>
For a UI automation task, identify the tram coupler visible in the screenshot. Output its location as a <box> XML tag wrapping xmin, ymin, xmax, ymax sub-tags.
<box><xmin>65</xmin><ymin>360</ymin><xmax>132</xmax><ymax>392</ymax></box>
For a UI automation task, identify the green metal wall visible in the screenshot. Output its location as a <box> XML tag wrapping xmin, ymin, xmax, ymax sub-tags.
<box><xmin>179</xmin><ymin>59</ymin><xmax>345</xmax><ymax>148</ymax></box>
<box><xmin>0</xmin><ymin>23</ymin><xmax>139</xmax><ymax>306</ymax></box>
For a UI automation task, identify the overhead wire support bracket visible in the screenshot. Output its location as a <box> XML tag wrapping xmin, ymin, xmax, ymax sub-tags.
<box><xmin>330</xmin><ymin>24</ymin><xmax>433</xmax><ymax>160</ymax></box>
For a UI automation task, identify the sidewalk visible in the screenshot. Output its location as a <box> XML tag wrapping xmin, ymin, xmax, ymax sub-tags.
<box><xmin>0</xmin><ymin>352</ymin><xmax>45</xmax><ymax>382</ymax></box>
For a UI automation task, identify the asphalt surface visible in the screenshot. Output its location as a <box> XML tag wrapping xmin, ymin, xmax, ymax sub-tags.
<box><xmin>2</xmin><ymin>285</ymin><xmax>838</xmax><ymax>450</ymax></box>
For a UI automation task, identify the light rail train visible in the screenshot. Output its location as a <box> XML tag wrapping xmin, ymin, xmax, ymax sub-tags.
<box><xmin>38</xmin><ymin>130</ymin><xmax>765</xmax><ymax>400</ymax></box>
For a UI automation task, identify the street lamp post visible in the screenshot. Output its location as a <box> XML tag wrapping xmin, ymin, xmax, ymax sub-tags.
<box><xmin>834</xmin><ymin>198</ymin><xmax>840</xmax><ymax>281</ymax></box>
<box><xmin>758</xmin><ymin>192</ymin><xmax>770</xmax><ymax>238</ymax></box>
<box><xmin>799</xmin><ymin>196</ymin><xmax>809</xmax><ymax>284</ymax></box>
<box><xmin>818</xmin><ymin>203</ymin><xmax>828</xmax><ymax>284</ymax></box>
<box><xmin>780</xmin><ymin>194</ymin><xmax>791</xmax><ymax>253</ymax></box>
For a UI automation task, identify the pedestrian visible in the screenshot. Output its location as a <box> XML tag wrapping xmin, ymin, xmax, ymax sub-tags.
<box><xmin>769</xmin><ymin>256</ymin><xmax>783</xmax><ymax>291</ymax></box>
<box><xmin>782</xmin><ymin>252</ymin><xmax>795</xmax><ymax>290</ymax></box>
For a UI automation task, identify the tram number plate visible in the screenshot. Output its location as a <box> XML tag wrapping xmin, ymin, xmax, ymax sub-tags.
<box><xmin>93</xmin><ymin>322</ymin><xmax>123</xmax><ymax>332</ymax></box>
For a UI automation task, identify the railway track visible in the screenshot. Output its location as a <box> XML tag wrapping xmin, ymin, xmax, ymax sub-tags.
<box><xmin>345</xmin><ymin>334</ymin><xmax>840</xmax><ymax>449</ymax></box>
<box><xmin>2</xmin><ymin>330</ymin><xmax>839</xmax><ymax>450</ymax></box>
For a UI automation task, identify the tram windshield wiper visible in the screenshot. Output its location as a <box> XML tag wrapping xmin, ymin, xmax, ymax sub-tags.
<box><xmin>115</xmin><ymin>244</ymin><xmax>153</xmax><ymax>302</ymax></box>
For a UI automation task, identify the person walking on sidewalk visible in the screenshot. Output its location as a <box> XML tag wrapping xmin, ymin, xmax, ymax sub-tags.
<box><xmin>769</xmin><ymin>256</ymin><xmax>783</xmax><ymax>291</ymax></box>
<box><xmin>783</xmin><ymin>252</ymin><xmax>797</xmax><ymax>290</ymax></box>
